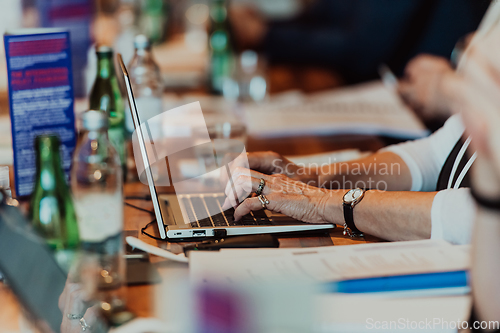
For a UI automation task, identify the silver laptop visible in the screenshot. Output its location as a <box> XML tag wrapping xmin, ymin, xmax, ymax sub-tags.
<box><xmin>118</xmin><ymin>54</ymin><xmax>334</xmax><ymax>240</ymax></box>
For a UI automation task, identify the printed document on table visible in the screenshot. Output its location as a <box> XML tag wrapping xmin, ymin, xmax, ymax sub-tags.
<box><xmin>189</xmin><ymin>240</ymin><xmax>470</xmax><ymax>285</ymax></box>
<box><xmin>243</xmin><ymin>81</ymin><xmax>430</xmax><ymax>139</ymax></box>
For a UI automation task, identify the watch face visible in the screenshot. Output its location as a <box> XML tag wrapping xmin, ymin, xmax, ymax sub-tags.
<box><xmin>344</xmin><ymin>188</ymin><xmax>364</xmax><ymax>204</ymax></box>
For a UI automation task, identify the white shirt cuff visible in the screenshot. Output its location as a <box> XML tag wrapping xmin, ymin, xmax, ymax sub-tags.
<box><xmin>430</xmin><ymin>188</ymin><xmax>476</xmax><ymax>245</ymax></box>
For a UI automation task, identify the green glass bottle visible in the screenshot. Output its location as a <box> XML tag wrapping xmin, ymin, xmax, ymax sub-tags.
<box><xmin>139</xmin><ymin>0</ymin><xmax>168</xmax><ymax>44</ymax></box>
<box><xmin>209</xmin><ymin>0</ymin><xmax>234</xmax><ymax>94</ymax></box>
<box><xmin>89</xmin><ymin>46</ymin><xmax>127</xmax><ymax>181</ymax></box>
<box><xmin>29</xmin><ymin>135</ymin><xmax>80</xmax><ymax>273</ymax></box>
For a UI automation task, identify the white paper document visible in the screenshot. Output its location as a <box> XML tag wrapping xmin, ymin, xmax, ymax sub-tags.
<box><xmin>243</xmin><ymin>81</ymin><xmax>430</xmax><ymax>139</ymax></box>
<box><xmin>189</xmin><ymin>240</ymin><xmax>470</xmax><ymax>285</ymax></box>
<box><xmin>316</xmin><ymin>294</ymin><xmax>471</xmax><ymax>333</ymax></box>
<box><xmin>287</xmin><ymin>149</ymin><xmax>369</xmax><ymax>166</ymax></box>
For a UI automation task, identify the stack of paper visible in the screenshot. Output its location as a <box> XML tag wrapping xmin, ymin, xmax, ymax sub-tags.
<box><xmin>187</xmin><ymin>240</ymin><xmax>472</xmax><ymax>332</ymax></box>
<box><xmin>189</xmin><ymin>240</ymin><xmax>470</xmax><ymax>295</ymax></box>
<box><xmin>243</xmin><ymin>82</ymin><xmax>430</xmax><ymax>139</ymax></box>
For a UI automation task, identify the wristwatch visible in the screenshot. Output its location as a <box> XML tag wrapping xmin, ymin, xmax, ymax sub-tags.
<box><xmin>342</xmin><ymin>188</ymin><xmax>366</xmax><ymax>238</ymax></box>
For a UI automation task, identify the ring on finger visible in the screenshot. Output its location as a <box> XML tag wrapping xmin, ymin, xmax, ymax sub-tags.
<box><xmin>80</xmin><ymin>318</ymin><xmax>92</xmax><ymax>331</ymax></box>
<box><xmin>67</xmin><ymin>313</ymin><xmax>84</xmax><ymax>320</ymax></box>
<box><xmin>255</xmin><ymin>178</ymin><xmax>266</xmax><ymax>196</ymax></box>
<box><xmin>258</xmin><ymin>194</ymin><xmax>270</xmax><ymax>209</ymax></box>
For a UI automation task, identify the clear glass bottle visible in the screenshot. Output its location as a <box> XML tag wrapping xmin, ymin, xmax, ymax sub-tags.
<box><xmin>71</xmin><ymin>110</ymin><xmax>126</xmax><ymax>315</ymax></box>
<box><xmin>125</xmin><ymin>34</ymin><xmax>163</xmax><ymax>135</ymax></box>
<box><xmin>89</xmin><ymin>46</ymin><xmax>128</xmax><ymax>181</ymax></box>
<box><xmin>29</xmin><ymin>135</ymin><xmax>80</xmax><ymax>273</ymax></box>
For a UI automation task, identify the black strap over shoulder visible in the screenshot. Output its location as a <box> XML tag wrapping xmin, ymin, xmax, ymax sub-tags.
<box><xmin>436</xmin><ymin>136</ymin><xmax>472</xmax><ymax>191</ymax></box>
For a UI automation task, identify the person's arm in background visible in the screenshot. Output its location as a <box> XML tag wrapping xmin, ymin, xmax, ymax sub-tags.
<box><xmin>245</xmin><ymin>150</ymin><xmax>413</xmax><ymax>191</ymax></box>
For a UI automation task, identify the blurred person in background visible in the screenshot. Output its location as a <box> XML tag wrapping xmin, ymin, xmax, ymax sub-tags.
<box><xmin>433</xmin><ymin>20</ymin><xmax>500</xmax><ymax>331</ymax></box>
<box><xmin>400</xmin><ymin>16</ymin><xmax>500</xmax><ymax>326</ymax></box>
<box><xmin>229</xmin><ymin>0</ymin><xmax>489</xmax><ymax>84</ymax></box>
<box><xmin>223</xmin><ymin>1</ymin><xmax>500</xmax><ymax>246</ymax></box>
<box><xmin>398</xmin><ymin>54</ymin><xmax>455</xmax><ymax>126</ymax></box>
<box><xmin>396</xmin><ymin>33</ymin><xmax>475</xmax><ymax>127</ymax></box>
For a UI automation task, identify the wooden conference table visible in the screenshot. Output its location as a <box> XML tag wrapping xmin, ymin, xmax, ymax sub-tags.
<box><xmin>0</xmin><ymin>133</ymin><xmax>387</xmax><ymax>330</ymax></box>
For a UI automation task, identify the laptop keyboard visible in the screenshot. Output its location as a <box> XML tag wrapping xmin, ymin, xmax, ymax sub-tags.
<box><xmin>179</xmin><ymin>194</ymin><xmax>273</xmax><ymax>228</ymax></box>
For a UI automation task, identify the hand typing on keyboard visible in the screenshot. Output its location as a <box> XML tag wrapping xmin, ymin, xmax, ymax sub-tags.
<box><xmin>184</xmin><ymin>194</ymin><xmax>273</xmax><ymax>228</ymax></box>
<box><xmin>222</xmin><ymin>167</ymin><xmax>343</xmax><ymax>225</ymax></box>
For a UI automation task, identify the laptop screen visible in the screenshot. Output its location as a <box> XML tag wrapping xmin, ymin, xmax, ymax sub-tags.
<box><xmin>118</xmin><ymin>54</ymin><xmax>250</xmax><ymax>238</ymax></box>
<box><xmin>0</xmin><ymin>204</ymin><xmax>66</xmax><ymax>333</ymax></box>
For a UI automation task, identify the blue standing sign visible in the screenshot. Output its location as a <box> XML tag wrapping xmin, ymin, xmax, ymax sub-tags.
<box><xmin>4</xmin><ymin>29</ymin><xmax>77</xmax><ymax>197</ymax></box>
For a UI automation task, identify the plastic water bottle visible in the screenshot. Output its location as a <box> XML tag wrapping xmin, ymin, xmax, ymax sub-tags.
<box><xmin>71</xmin><ymin>110</ymin><xmax>126</xmax><ymax>316</ymax></box>
<box><xmin>125</xmin><ymin>34</ymin><xmax>163</xmax><ymax>137</ymax></box>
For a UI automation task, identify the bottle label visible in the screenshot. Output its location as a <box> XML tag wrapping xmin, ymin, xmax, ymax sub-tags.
<box><xmin>76</xmin><ymin>192</ymin><xmax>123</xmax><ymax>242</ymax></box>
<box><xmin>4</xmin><ymin>31</ymin><xmax>77</xmax><ymax>197</ymax></box>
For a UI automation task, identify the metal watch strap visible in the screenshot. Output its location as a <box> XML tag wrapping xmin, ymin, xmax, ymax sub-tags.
<box><xmin>343</xmin><ymin>202</ymin><xmax>364</xmax><ymax>238</ymax></box>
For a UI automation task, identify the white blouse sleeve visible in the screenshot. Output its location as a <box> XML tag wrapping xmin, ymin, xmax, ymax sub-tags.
<box><xmin>380</xmin><ymin>114</ymin><xmax>465</xmax><ymax>191</ymax></box>
<box><xmin>381</xmin><ymin>115</ymin><xmax>474</xmax><ymax>244</ymax></box>
<box><xmin>430</xmin><ymin>188</ymin><xmax>476</xmax><ymax>245</ymax></box>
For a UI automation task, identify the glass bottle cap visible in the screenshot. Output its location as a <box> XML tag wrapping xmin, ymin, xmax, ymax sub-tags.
<box><xmin>134</xmin><ymin>34</ymin><xmax>150</xmax><ymax>50</ymax></box>
<box><xmin>96</xmin><ymin>45</ymin><xmax>113</xmax><ymax>54</ymax></box>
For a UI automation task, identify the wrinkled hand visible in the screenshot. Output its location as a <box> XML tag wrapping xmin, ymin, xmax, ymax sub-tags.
<box><xmin>398</xmin><ymin>54</ymin><xmax>454</xmax><ymax>120</ymax></box>
<box><xmin>223</xmin><ymin>168</ymin><xmax>340</xmax><ymax>224</ymax></box>
<box><xmin>58</xmin><ymin>280</ymin><xmax>99</xmax><ymax>333</ymax></box>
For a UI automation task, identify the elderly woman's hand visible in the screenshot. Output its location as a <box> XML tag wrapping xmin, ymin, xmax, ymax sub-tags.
<box><xmin>223</xmin><ymin>168</ymin><xmax>341</xmax><ymax>223</ymax></box>
<box><xmin>58</xmin><ymin>280</ymin><xmax>99</xmax><ymax>333</ymax></box>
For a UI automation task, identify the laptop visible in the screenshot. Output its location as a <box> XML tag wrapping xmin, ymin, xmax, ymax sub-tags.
<box><xmin>117</xmin><ymin>54</ymin><xmax>334</xmax><ymax>241</ymax></box>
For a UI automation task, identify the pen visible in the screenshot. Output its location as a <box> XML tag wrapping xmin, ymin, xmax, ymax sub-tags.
<box><xmin>378</xmin><ymin>64</ymin><xmax>399</xmax><ymax>92</ymax></box>
<box><xmin>324</xmin><ymin>270</ymin><xmax>468</xmax><ymax>294</ymax></box>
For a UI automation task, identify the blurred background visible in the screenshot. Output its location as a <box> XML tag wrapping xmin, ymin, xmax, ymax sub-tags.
<box><xmin>0</xmin><ymin>0</ymin><xmax>489</xmax><ymax>102</ymax></box>
<box><xmin>0</xmin><ymin>0</ymin><xmax>490</xmax><ymax>162</ymax></box>
<box><xmin>0</xmin><ymin>2</ymin><xmax>492</xmax><ymax>330</ymax></box>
